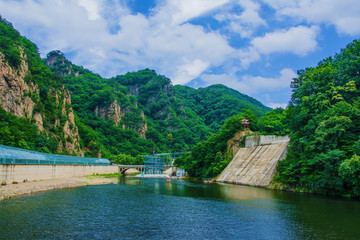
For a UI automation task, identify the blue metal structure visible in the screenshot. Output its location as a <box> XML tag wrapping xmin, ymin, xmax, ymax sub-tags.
<box><xmin>143</xmin><ymin>152</ymin><xmax>189</xmax><ymax>174</ymax></box>
<box><xmin>0</xmin><ymin>144</ymin><xmax>110</xmax><ymax>165</ymax></box>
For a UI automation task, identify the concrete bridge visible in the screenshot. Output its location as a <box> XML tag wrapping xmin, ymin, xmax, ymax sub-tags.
<box><xmin>118</xmin><ymin>152</ymin><xmax>189</xmax><ymax>175</ymax></box>
<box><xmin>118</xmin><ymin>165</ymin><xmax>145</xmax><ymax>174</ymax></box>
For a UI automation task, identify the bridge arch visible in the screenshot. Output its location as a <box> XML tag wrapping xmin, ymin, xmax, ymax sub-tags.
<box><xmin>118</xmin><ymin>165</ymin><xmax>144</xmax><ymax>175</ymax></box>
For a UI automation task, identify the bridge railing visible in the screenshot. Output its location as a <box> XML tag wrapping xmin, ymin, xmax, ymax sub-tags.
<box><xmin>0</xmin><ymin>158</ymin><xmax>110</xmax><ymax>165</ymax></box>
<box><xmin>0</xmin><ymin>144</ymin><xmax>110</xmax><ymax>165</ymax></box>
<box><xmin>117</xmin><ymin>165</ymin><xmax>145</xmax><ymax>168</ymax></box>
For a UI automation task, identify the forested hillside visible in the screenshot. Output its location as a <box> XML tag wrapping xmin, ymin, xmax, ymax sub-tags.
<box><xmin>0</xmin><ymin>17</ymin><xmax>82</xmax><ymax>155</ymax></box>
<box><xmin>45</xmin><ymin>51</ymin><xmax>271</xmax><ymax>160</ymax></box>
<box><xmin>174</xmin><ymin>84</ymin><xmax>271</xmax><ymax>131</ymax></box>
<box><xmin>176</xmin><ymin>108</ymin><xmax>290</xmax><ymax>179</ymax></box>
<box><xmin>275</xmin><ymin>39</ymin><xmax>360</xmax><ymax>197</ymax></box>
<box><xmin>0</xmin><ymin>17</ymin><xmax>272</xmax><ymax>163</ymax></box>
<box><xmin>177</xmin><ymin>39</ymin><xmax>360</xmax><ymax>199</ymax></box>
<box><xmin>3</xmin><ymin>16</ymin><xmax>359</xmax><ymax>197</ymax></box>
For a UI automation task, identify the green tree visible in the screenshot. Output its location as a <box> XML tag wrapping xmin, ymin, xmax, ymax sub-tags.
<box><xmin>339</xmin><ymin>155</ymin><xmax>360</xmax><ymax>197</ymax></box>
<box><xmin>276</xmin><ymin>39</ymin><xmax>360</xmax><ymax>196</ymax></box>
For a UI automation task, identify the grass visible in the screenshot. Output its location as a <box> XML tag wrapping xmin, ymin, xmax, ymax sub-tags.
<box><xmin>87</xmin><ymin>173</ymin><xmax>122</xmax><ymax>179</ymax></box>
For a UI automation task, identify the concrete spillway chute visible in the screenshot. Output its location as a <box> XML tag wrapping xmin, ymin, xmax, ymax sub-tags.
<box><xmin>216</xmin><ymin>135</ymin><xmax>289</xmax><ymax>187</ymax></box>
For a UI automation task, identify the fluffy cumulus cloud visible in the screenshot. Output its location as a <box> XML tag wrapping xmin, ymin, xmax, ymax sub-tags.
<box><xmin>77</xmin><ymin>0</ymin><xmax>102</xmax><ymax>20</ymax></box>
<box><xmin>0</xmin><ymin>0</ymin><xmax>233</xmax><ymax>81</ymax></box>
<box><xmin>216</xmin><ymin>0</ymin><xmax>267</xmax><ymax>38</ymax></box>
<box><xmin>240</xmin><ymin>68</ymin><xmax>297</xmax><ymax>94</ymax></box>
<box><xmin>154</xmin><ymin>0</ymin><xmax>229</xmax><ymax>25</ymax></box>
<box><xmin>0</xmin><ymin>0</ymin><xmax>358</xmax><ymax>107</ymax></box>
<box><xmin>263</xmin><ymin>0</ymin><xmax>360</xmax><ymax>35</ymax></box>
<box><xmin>251</xmin><ymin>25</ymin><xmax>319</xmax><ymax>56</ymax></box>
<box><xmin>201</xmin><ymin>68</ymin><xmax>296</xmax><ymax>95</ymax></box>
<box><xmin>199</xmin><ymin>68</ymin><xmax>296</xmax><ymax>109</ymax></box>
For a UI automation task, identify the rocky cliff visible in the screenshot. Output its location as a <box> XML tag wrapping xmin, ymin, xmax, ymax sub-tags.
<box><xmin>94</xmin><ymin>99</ymin><xmax>147</xmax><ymax>138</ymax></box>
<box><xmin>45</xmin><ymin>51</ymin><xmax>148</xmax><ymax>140</ymax></box>
<box><xmin>0</xmin><ymin>51</ymin><xmax>83</xmax><ymax>156</ymax></box>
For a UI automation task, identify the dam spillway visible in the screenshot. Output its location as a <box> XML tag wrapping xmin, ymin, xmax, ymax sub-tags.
<box><xmin>216</xmin><ymin>136</ymin><xmax>289</xmax><ymax>187</ymax></box>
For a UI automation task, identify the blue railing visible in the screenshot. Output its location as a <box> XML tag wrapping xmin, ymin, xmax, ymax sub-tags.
<box><xmin>0</xmin><ymin>145</ymin><xmax>110</xmax><ymax>165</ymax></box>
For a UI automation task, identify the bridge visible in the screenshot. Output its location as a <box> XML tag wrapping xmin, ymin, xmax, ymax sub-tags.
<box><xmin>144</xmin><ymin>152</ymin><xmax>188</xmax><ymax>175</ymax></box>
<box><xmin>118</xmin><ymin>165</ymin><xmax>145</xmax><ymax>174</ymax></box>
<box><xmin>117</xmin><ymin>152</ymin><xmax>189</xmax><ymax>175</ymax></box>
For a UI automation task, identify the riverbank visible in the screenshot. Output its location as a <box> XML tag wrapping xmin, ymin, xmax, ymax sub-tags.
<box><xmin>0</xmin><ymin>175</ymin><xmax>119</xmax><ymax>201</ymax></box>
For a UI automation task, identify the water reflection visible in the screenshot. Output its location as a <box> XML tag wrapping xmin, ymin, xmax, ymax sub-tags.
<box><xmin>0</xmin><ymin>177</ymin><xmax>360</xmax><ymax>239</ymax></box>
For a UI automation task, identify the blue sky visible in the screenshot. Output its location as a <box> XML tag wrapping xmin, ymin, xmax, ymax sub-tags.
<box><xmin>0</xmin><ymin>0</ymin><xmax>359</xmax><ymax>108</ymax></box>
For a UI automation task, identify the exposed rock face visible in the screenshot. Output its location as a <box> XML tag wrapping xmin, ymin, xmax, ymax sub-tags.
<box><xmin>138</xmin><ymin>111</ymin><xmax>147</xmax><ymax>139</ymax></box>
<box><xmin>0</xmin><ymin>51</ymin><xmax>83</xmax><ymax>156</ymax></box>
<box><xmin>0</xmin><ymin>52</ymin><xmax>37</xmax><ymax>119</ymax></box>
<box><xmin>45</xmin><ymin>51</ymin><xmax>79</xmax><ymax>76</ymax></box>
<box><xmin>95</xmin><ymin>100</ymin><xmax>122</xmax><ymax>126</ymax></box>
<box><xmin>227</xmin><ymin>130</ymin><xmax>253</xmax><ymax>157</ymax></box>
<box><xmin>94</xmin><ymin>100</ymin><xmax>147</xmax><ymax>139</ymax></box>
<box><xmin>56</xmin><ymin>88</ymin><xmax>83</xmax><ymax>156</ymax></box>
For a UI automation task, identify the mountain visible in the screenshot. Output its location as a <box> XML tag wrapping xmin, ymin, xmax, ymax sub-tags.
<box><xmin>174</xmin><ymin>84</ymin><xmax>271</xmax><ymax>131</ymax></box>
<box><xmin>0</xmin><ymin>17</ymin><xmax>82</xmax><ymax>155</ymax></box>
<box><xmin>45</xmin><ymin>52</ymin><xmax>213</xmax><ymax>155</ymax></box>
<box><xmin>45</xmin><ymin>50</ymin><xmax>271</xmax><ymax>157</ymax></box>
<box><xmin>0</xmin><ymin>17</ymin><xmax>272</xmax><ymax>160</ymax></box>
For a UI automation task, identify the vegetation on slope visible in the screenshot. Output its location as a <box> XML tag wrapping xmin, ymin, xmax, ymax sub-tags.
<box><xmin>0</xmin><ymin>108</ymin><xmax>57</xmax><ymax>153</ymax></box>
<box><xmin>176</xmin><ymin>108</ymin><xmax>289</xmax><ymax>179</ymax></box>
<box><xmin>174</xmin><ymin>84</ymin><xmax>271</xmax><ymax>131</ymax></box>
<box><xmin>44</xmin><ymin>51</ymin><xmax>272</xmax><ymax>162</ymax></box>
<box><xmin>0</xmin><ymin>17</ymin><xmax>81</xmax><ymax>154</ymax></box>
<box><xmin>274</xmin><ymin>39</ymin><xmax>360</xmax><ymax>197</ymax></box>
<box><xmin>111</xmin><ymin>69</ymin><xmax>212</xmax><ymax>152</ymax></box>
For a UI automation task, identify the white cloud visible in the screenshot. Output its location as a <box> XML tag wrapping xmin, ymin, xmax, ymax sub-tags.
<box><xmin>173</xmin><ymin>59</ymin><xmax>210</xmax><ymax>84</ymax></box>
<box><xmin>237</xmin><ymin>47</ymin><xmax>261</xmax><ymax>69</ymax></box>
<box><xmin>263</xmin><ymin>0</ymin><xmax>360</xmax><ymax>35</ymax></box>
<box><xmin>268</xmin><ymin>102</ymin><xmax>288</xmax><ymax>109</ymax></box>
<box><xmin>1</xmin><ymin>0</ymin><xmax>357</xmax><ymax>108</ymax></box>
<box><xmin>0</xmin><ymin>0</ymin><xmax>233</xmax><ymax>81</ymax></box>
<box><xmin>215</xmin><ymin>0</ymin><xmax>267</xmax><ymax>38</ymax></box>
<box><xmin>251</xmin><ymin>25</ymin><xmax>319</xmax><ymax>56</ymax></box>
<box><xmin>201</xmin><ymin>68</ymin><xmax>296</xmax><ymax>96</ymax></box>
<box><xmin>240</xmin><ymin>68</ymin><xmax>296</xmax><ymax>94</ymax></box>
<box><xmin>154</xmin><ymin>0</ymin><xmax>229</xmax><ymax>25</ymax></box>
<box><xmin>234</xmin><ymin>25</ymin><xmax>319</xmax><ymax>69</ymax></box>
<box><xmin>77</xmin><ymin>0</ymin><xmax>102</xmax><ymax>20</ymax></box>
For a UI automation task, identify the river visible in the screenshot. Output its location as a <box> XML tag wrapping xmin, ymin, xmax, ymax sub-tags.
<box><xmin>0</xmin><ymin>177</ymin><xmax>359</xmax><ymax>239</ymax></box>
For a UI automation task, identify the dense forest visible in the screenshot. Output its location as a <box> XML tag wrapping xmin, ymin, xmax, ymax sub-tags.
<box><xmin>0</xmin><ymin>17</ymin><xmax>82</xmax><ymax>155</ymax></box>
<box><xmin>178</xmin><ymin>39</ymin><xmax>360</xmax><ymax>198</ymax></box>
<box><xmin>0</xmin><ymin>17</ymin><xmax>270</xmax><ymax>164</ymax></box>
<box><xmin>274</xmin><ymin>39</ymin><xmax>360</xmax><ymax>197</ymax></box>
<box><xmin>44</xmin><ymin>51</ymin><xmax>270</xmax><ymax>162</ymax></box>
<box><xmin>176</xmin><ymin>108</ymin><xmax>289</xmax><ymax>179</ymax></box>
<box><xmin>2</xmin><ymin>16</ymin><xmax>359</xmax><ymax>197</ymax></box>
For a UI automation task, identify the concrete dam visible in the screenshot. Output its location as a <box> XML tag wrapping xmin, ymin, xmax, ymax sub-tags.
<box><xmin>216</xmin><ymin>135</ymin><xmax>289</xmax><ymax>187</ymax></box>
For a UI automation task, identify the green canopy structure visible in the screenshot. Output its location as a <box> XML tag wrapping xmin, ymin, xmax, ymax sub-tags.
<box><xmin>0</xmin><ymin>145</ymin><xmax>110</xmax><ymax>165</ymax></box>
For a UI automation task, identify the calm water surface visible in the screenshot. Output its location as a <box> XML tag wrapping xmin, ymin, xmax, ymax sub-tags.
<box><xmin>1</xmin><ymin>177</ymin><xmax>360</xmax><ymax>239</ymax></box>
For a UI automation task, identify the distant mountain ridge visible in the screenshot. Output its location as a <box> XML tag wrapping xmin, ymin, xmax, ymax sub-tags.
<box><xmin>174</xmin><ymin>84</ymin><xmax>271</xmax><ymax>130</ymax></box>
<box><xmin>0</xmin><ymin>17</ymin><xmax>271</xmax><ymax>159</ymax></box>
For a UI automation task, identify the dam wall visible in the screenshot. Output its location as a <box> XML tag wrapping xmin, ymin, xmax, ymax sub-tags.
<box><xmin>216</xmin><ymin>137</ymin><xmax>289</xmax><ymax>187</ymax></box>
<box><xmin>0</xmin><ymin>164</ymin><xmax>119</xmax><ymax>184</ymax></box>
<box><xmin>245</xmin><ymin>135</ymin><xmax>289</xmax><ymax>148</ymax></box>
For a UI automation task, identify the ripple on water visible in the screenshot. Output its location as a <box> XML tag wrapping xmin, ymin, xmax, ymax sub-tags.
<box><xmin>1</xmin><ymin>178</ymin><xmax>360</xmax><ymax>240</ymax></box>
